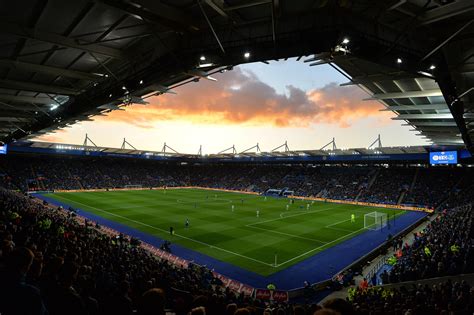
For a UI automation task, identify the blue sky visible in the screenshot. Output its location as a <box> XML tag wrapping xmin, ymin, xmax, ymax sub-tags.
<box><xmin>239</xmin><ymin>60</ymin><xmax>347</xmax><ymax>91</ymax></box>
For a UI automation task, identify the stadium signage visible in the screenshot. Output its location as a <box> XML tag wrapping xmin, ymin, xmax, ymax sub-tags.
<box><xmin>255</xmin><ymin>289</ymin><xmax>272</xmax><ymax>300</ymax></box>
<box><xmin>228</xmin><ymin>280</ymin><xmax>242</xmax><ymax>292</ymax></box>
<box><xmin>272</xmin><ymin>290</ymin><xmax>289</xmax><ymax>302</ymax></box>
<box><xmin>429</xmin><ymin>151</ymin><xmax>457</xmax><ymax>165</ymax></box>
<box><xmin>240</xmin><ymin>284</ymin><xmax>255</xmax><ymax>296</ymax></box>
<box><xmin>0</xmin><ymin>144</ymin><xmax>7</xmax><ymax>154</ymax></box>
<box><xmin>254</xmin><ymin>289</ymin><xmax>289</xmax><ymax>301</ymax></box>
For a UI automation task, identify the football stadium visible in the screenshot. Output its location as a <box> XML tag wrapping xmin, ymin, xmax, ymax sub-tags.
<box><xmin>1</xmin><ymin>1</ymin><xmax>474</xmax><ymax>314</ymax></box>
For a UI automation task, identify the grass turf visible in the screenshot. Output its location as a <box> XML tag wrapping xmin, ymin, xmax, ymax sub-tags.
<box><xmin>45</xmin><ymin>188</ymin><xmax>405</xmax><ymax>276</ymax></box>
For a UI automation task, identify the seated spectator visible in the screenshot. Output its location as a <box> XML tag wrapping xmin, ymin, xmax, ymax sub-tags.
<box><xmin>0</xmin><ymin>247</ymin><xmax>48</xmax><ymax>315</ymax></box>
<box><xmin>139</xmin><ymin>288</ymin><xmax>165</xmax><ymax>315</ymax></box>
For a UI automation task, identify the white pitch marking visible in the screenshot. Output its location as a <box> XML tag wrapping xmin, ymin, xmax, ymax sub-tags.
<box><xmin>246</xmin><ymin>205</ymin><xmax>342</xmax><ymax>227</ymax></box>
<box><xmin>246</xmin><ymin>225</ymin><xmax>327</xmax><ymax>244</ymax></box>
<box><xmin>275</xmin><ymin>210</ymin><xmax>407</xmax><ymax>267</ymax></box>
<box><xmin>274</xmin><ymin>226</ymin><xmax>369</xmax><ymax>267</ymax></box>
<box><xmin>52</xmin><ymin>194</ymin><xmax>275</xmax><ymax>267</ymax></box>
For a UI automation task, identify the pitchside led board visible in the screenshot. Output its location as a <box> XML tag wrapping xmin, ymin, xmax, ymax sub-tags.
<box><xmin>0</xmin><ymin>144</ymin><xmax>7</xmax><ymax>155</ymax></box>
<box><xmin>429</xmin><ymin>151</ymin><xmax>458</xmax><ymax>165</ymax></box>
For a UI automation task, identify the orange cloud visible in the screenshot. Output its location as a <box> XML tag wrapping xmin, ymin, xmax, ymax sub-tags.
<box><xmin>96</xmin><ymin>67</ymin><xmax>389</xmax><ymax>128</ymax></box>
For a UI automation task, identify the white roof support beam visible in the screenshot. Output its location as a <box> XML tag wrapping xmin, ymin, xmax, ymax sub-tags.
<box><xmin>392</xmin><ymin>113</ymin><xmax>454</xmax><ymax>120</ymax></box>
<box><xmin>380</xmin><ymin>104</ymin><xmax>448</xmax><ymax>111</ymax></box>
<box><xmin>364</xmin><ymin>89</ymin><xmax>443</xmax><ymax>100</ymax></box>
<box><xmin>185</xmin><ymin>69</ymin><xmax>217</xmax><ymax>81</ymax></box>
<box><xmin>417</xmin><ymin>130</ymin><xmax>460</xmax><ymax>135</ymax></box>
<box><xmin>145</xmin><ymin>84</ymin><xmax>177</xmax><ymax>95</ymax></box>
<box><xmin>402</xmin><ymin>122</ymin><xmax>458</xmax><ymax>127</ymax></box>
<box><xmin>410</xmin><ymin>127</ymin><xmax>459</xmax><ymax>133</ymax></box>
<box><xmin>309</xmin><ymin>60</ymin><xmax>329</xmax><ymax>66</ymax></box>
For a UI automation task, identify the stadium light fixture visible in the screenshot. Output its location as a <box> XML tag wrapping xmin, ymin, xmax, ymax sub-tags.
<box><xmin>244</xmin><ymin>52</ymin><xmax>250</xmax><ymax>58</ymax></box>
<box><xmin>342</xmin><ymin>38</ymin><xmax>350</xmax><ymax>44</ymax></box>
<box><xmin>397</xmin><ymin>58</ymin><xmax>402</xmax><ymax>64</ymax></box>
<box><xmin>122</xmin><ymin>86</ymin><xmax>127</xmax><ymax>90</ymax></box>
<box><xmin>197</xmin><ymin>63</ymin><xmax>214</xmax><ymax>68</ymax></box>
<box><xmin>109</xmin><ymin>93</ymin><xmax>112</xmax><ymax>98</ymax></box>
<box><xmin>429</xmin><ymin>65</ymin><xmax>436</xmax><ymax>70</ymax></box>
<box><xmin>418</xmin><ymin>71</ymin><xmax>434</xmax><ymax>78</ymax></box>
<box><xmin>139</xmin><ymin>80</ymin><xmax>144</xmax><ymax>85</ymax></box>
<box><xmin>200</xmin><ymin>56</ymin><xmax>206</xmax><ymax>61</ymax></box>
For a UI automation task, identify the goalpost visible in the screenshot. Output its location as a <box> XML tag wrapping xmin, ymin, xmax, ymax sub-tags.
<box><xmin>364</xmin><ymin>211</ymin><xmax>387</xmax><ymax>230</ymax></box>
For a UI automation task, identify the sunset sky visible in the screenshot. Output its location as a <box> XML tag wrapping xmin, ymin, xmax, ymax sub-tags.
<box><xmin>35</xmin><ymin>59</ymin><xmax>428</xmax><ymax>154</ymax></box>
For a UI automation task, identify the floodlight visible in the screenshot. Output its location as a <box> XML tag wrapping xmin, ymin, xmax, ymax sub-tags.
<box><xmin>139</xmin><ymin>80</ymin><xmax>143</xmax><ymax>84</ymax></box>
<box><xmin>244</xmin><ymin>52</ymin><xmax>250</xmax><ymax>58</ymax></box>
<box><xmin>429</xmin><ymin>65</ymin><xmax>436</xmax><ymax>70</ymax></box>
<box><xmin>342</xmin><ymin>38</ymin><xmax>349</xmax><ymax>44</ymax></box>
<box><xmin>200</xmin><ymin>55</ymin><xmax>206</xmax><ymax>61</ymax></box>
<box><xmin>397</xmin><ymin>58</ymin><xmax>402</xmax><ymax>64</ymax></box>
<box><xmin>122</xmin><ymin>86</ymin><xmax>127</xmax><ymax>90</ymax></box>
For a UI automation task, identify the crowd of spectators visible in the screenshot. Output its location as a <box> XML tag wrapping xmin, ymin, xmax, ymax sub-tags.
<box><xmin>382</xmin><ymin>203</ymin><xmax>473</xmax><ymax>284</ymax></box>
<box><xmin>1</xmin><ymin>153</ymin><xmax>474</xmax><ymax>314</ymax></box>
<box><xmin>358</xmin><ymin>168</ymin><xmax>413</xmax><ymax>205</ymax></box>
<box><xmin>1</xmin><ymin>154</ymin><xmax>470</xmax><ymax>209</ymax></box>
<box><xmin>0</xmin><ymin>188</ymin><xmax>306</xmax><ymax>315</ymax></box>
<box><xmin>403</xmin><ymin>168</ymin><xmax>462</xmax><ymax>208</ymax></box>
<box><xmin>0</xmin><ymin>187</ymin><xmax>393</xmax><ymax>315</ymax></box>
<box><xmin>349</xmin><ymin>280</ymin><xmax>474</xmax><ymax>314</ymax></box>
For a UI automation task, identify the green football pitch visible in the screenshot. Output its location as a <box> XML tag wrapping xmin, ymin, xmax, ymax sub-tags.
<box><xmin>45</xmin><ymin>188</ymin><xmax>405</xmax><ymax>276</ymax></box>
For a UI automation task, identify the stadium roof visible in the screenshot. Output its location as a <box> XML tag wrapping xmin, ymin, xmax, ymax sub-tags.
<box><xmin>8</xmin><ymin>140</ymin><xmax>464</xmax><ymax>160</ymax></box>
<box><xmin>333</xmin><ymin>57</ymin><xmax>464</xmax><ymax>146</ymax></box>
<box><xmin>0</xmin><ymin>0</ymin><xmax>473</xmax><ymax>150</ymax></box>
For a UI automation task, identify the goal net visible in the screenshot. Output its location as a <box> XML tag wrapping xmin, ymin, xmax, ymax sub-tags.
<box><xmin>364</xmin><ymin>211</ymin><xmax>387</xmax><ymax>230</ymax></box>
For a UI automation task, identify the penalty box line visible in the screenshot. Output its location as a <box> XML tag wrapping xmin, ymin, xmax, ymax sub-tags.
<box><xmin>246</xmin><ymin>204</ymin><xmax>345</xmax><ymax>227</ymax></box>
<box><xmin>51</xmin><ymin>194</ymin><xmax>275</xmax><ymax>268</ymax></box>
<box><xmin>245</xmin><ymin>225</ymin><xmax>328</xmax><ymax>244</ymax></box>
<box><xmin>275</xmin><ymin>210</ymin><xmax>408</xmax><ymax>268</ymax></box>
<box><xmin>274</xmin><ymin>225</ymin><xmax>368</xmax><ymax>268</ymax></box>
